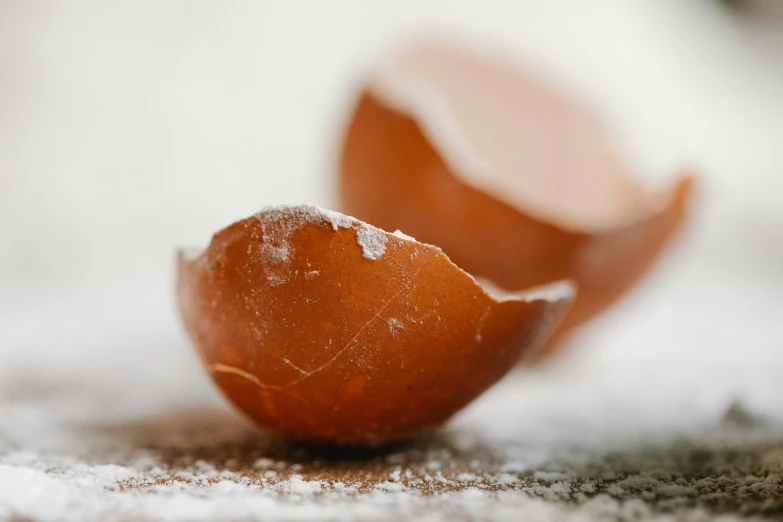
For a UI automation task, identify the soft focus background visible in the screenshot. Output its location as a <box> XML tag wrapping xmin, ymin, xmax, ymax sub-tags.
<box><xmin>1</xmin><ymin>1</ymin><xmax>783</xmax><ymax>521</ymax></box>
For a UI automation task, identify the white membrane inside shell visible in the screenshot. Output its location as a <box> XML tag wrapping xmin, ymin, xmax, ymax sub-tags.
<box><xmin>369</xmin><ymin>43</ymin><xmax>667</xmax><ymax>233</ymax></box>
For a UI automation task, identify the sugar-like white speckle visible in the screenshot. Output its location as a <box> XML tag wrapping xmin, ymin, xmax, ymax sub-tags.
<box><xmin>356</xmin><ymin>223</ymin><xmax>388</xmax><ymax>260</ymax></box>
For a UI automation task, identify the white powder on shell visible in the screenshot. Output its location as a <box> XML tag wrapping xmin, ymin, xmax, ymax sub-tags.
<box><xmin>317</xmin><ymin>207</ymin><xmax>356</xmax><ymax>231</ymax></box>
<box><xmin>253</xmin><ymin>205</ymin><xmax>356</xmax><ymax>285</ymax></box>
<box><xmin>356</xmin><ymin>224</ymin><xmax>388</xmax><ymax>261</ymax></box>
<box><xmin>387</xmin><ymin>318</ymin><xmax>404</xmax><ymax>333</ymax></box>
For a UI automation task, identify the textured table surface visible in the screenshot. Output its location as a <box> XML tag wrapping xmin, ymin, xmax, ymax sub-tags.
<box><xmin>1</xmin><ymin>267</ymin><xmax>782</xmax><ymax>522</ymax></box>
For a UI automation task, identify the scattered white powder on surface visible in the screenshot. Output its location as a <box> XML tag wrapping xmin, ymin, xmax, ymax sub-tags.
<box><xmin>278</xmin><ymin>476</ymin><xmax>325</xmax><ymax>495</ymax></box>
<box><xmin>454</xmin><ymin>473</ymin><xmax>479</xmax><ymax>482</ymax></box>
<box><xmin>316</xmin><ymin>207</ymin><xmax>356</xmax><ymax>231</ymax></box>
<box><xmin>375</xmin><ymin>481</ymin><xmax>407</xmax><ymax>492</ymax></box>
<box><xmin>495</xmin><ymin>473</ymin><xmax>520</xmax><ymax>485</ymax></box>
<box><xmin>252</xmin><ymin>205</ymin><xmax>356</xmax><ymax>285</ymax></box>
<box><xmin>387</xmin><ymin>317</ymin><xmax>404</xmax><ymax>333</ymax></box>
<box><xmin>533</xmin><ymin>471</ymin><xmax>572</xmax><ymax>482</ymax></box>
<box><xmin>356</xmin><ymin>223</ymin><xmax>388</xmax><ymax>260</ymax></box>
<box><xmin>247</xmin><ymin>205</ymin><xmax>410</xmax><ymax>281</ymax></box>
<box><xmin>256</xmin><ymin>205</ymin><xmax>357</xmax><ymax>233</ymax></box>
<box><xmin>2</xmin><ymin>273</ymin><xmax>783</xmax><ymax>522</ymax></box>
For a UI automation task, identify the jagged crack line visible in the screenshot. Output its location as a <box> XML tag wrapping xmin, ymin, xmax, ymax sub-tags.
<box><xmin>283</xmin><ymin>257</ymin><xmax>430</xmax><ymax>388</ymax></box>
<box><xmin>208</xmin><ymin>363</ymin><xmax>312</xmax><ymax>405</ymax></box>
<box><xmin>208</xmin><ymin>363</ymin><xmax>281</xmax><ymax>390</ymax></box>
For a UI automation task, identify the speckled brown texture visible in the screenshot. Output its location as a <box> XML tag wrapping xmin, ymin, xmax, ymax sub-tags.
<box><xmin>3</xmin><ymin>283</ymin><xmax>783</xmax><ymax>521</ymax></box>
<box><xmin>177</xmin><ymin>206</ymin><xmax>572</xmax><ymax>445</ymax></box>
<box><xmin>340</xmin><ymin>91</ymin><xmax>693</xmax><ymax>349</ymax></box>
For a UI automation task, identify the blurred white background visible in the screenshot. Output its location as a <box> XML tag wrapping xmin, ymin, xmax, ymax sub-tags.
<box><xmin>1</xmin><ymin>0</ymin><xmax>783</xmax><ymax>430</ymax></box>
<box><xmin>1</xmin><ymin>0</ymin><xmax>782</xmax><ymax>286</ymax></box>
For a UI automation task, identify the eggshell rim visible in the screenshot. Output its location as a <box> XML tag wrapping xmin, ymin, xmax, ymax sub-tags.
<box><xmin>179</xmin><ymin>204</ymin><xmax>576</xmax><ymax>307</ymax></box>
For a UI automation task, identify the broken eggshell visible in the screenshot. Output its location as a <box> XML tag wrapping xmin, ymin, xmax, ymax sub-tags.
<box><xmin>339</xmin><ymin>42</ymin><xmax>694</xmax><ymax>350</ymax></box>
<box><xmin>177</xmin><ymin>205</ymin><xmax>573</xmax><ymax>445</ymax></box>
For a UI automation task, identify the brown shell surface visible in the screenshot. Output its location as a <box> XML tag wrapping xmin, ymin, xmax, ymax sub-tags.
<box><xmin>339</xmin><ymin>92</ymin><xmax>693</xmax><ymax>347</ymax></box>
<box><xmin>177</xmin><ymin>206</ymin><xmax>572</xmax><ymax>445</ymax></box>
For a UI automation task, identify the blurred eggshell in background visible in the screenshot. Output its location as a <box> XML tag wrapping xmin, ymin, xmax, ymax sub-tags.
<box><xmin>177</xmin><ymin>205</ymin><xmax>573</xmax><ymax>445</ymax></box>
<box><xmin>339</xmin><ymin>42</ymin><xmax>694</xmax><ymax>352</ymax></box>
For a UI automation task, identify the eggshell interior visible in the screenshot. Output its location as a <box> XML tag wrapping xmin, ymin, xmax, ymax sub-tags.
<box><xmin>340</xmin><ymin>43</ymin><xmax>694</xmax><ymax>346</ymax></box>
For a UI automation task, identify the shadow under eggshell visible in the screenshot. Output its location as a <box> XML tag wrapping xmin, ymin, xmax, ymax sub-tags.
<box><xmin>339</xmin><ymin>44</ymin><xmax>694</xmax><ymax>351</ymax></box>
<box><xmin>177</xmin><ymin>206</ymin><xmax>572</xmax><ymax>445</ymax></box>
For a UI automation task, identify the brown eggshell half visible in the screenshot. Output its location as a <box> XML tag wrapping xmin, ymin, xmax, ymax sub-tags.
<box><xmin>339</xmin><ymin>42</ymin><xmax>694</xmax><ymax>350</ymax></box>
<box><xmin>177</xmin><ymin>205</ymin><xmax>573</xmax><ymax>445</ymax></box>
